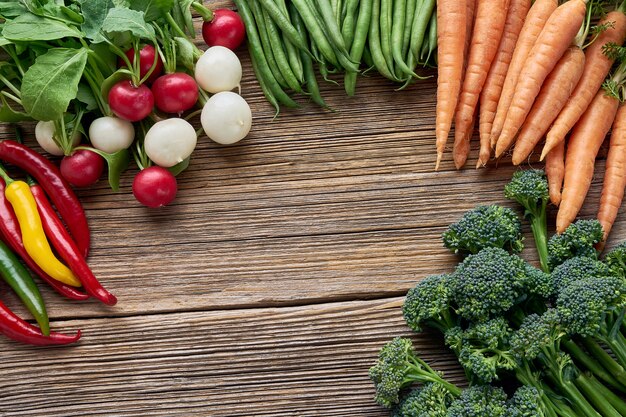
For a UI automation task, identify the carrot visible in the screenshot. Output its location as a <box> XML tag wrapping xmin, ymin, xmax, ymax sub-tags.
<box><xmin>510</xmin><ymin>46</ymin><xmax>585</xmax><ymax>165</ymax></box>
<box><xmin>476</xmin><ymin>0</ymin><xmax>531</xmax><ymax>168</ymax></box>
<box><xmin>489</xmin><ymin>0</ymin><xmax>558</xmax><ymax>149</ymax></box>
<box><xmin>597</xmin><ymin>104</ymin><xmax>626</xmax><ymax>241</ymax></box>
<box><xmin>541</xmin><ymin>8</ymin><xmax>626</xmax><ymax>160</ymax></box>
<box><xmin>493</xmin><ymin>0</ymin><xmax>587</xmax><ymax>159</ymax></box>
<box><xmin>464</xmin><ymin>0</ymin><xmax>477</xmax><ymax>71</ymax></box>
<box><xmin>557</xmin><ymin>90</ymin><xmax>619</xmax><ymax>233</ymax></box>
<box><xmin>452</xmin><ymin>0</ymin><xmax>510</xmax><ymax>169</ymax></box>
<box><xmin>545</xmin><ymin>140</ymin><xmax>566</xmax><ymax>207</ymax></box>
<box><xmin>434</xmin><ymin>0</ymin><xmax>467</xmax><ymax>170</ymax></box>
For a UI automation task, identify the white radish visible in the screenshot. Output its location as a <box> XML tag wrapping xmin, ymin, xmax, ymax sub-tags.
<box><xmin>201</xmin><ymin>92</ymin><xmax>252</xmax><ymax>145</ymax></box>
<box><xmin>194</xmin><ymin>46</ymin><xmax>242</xmax><ymax>93</ymax></box>
<box><xmin>144</xmin><ymin>118</ymin><xmax>197</xmax><ymax>167</ymax></box>
<box><xmin>89</xmin><ymin>116</ymin><xmax>135</xmax><ymax>153</ymax></box>
<box><xmin>35</xmin><ymin>120</ymin><xmax>80</xmax><ymax>156</ymax></box>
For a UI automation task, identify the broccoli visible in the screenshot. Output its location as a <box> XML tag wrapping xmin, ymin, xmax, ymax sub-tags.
<box><xmin>368</xmin><ymin>337</ymin><xmax>461</xmax><ymax>408</ymax></box>
<box><xmin>547</xmin><ymin>219</ymin><xmax>604</xmax><ymax>270</ymax></box>
<box><xmin>447</xmin><ymin>385</ymin><xmax>508</xmax><ymax>417</ymax></box>
<box><xmin>506</xmin><ymin>386</ymin><xmax>548</xmax><ymax>417</ymax></box>
<box><xmin>550</xmin><ymin>256</ymin><xmax>611</xmax><ymax>293</ymax></box>
<box><xmin>442</xmin><ymin>205</ymin><xmax>524</xmax><ymax>255</ymax></box>
<box><xmin>391</xmin><ymin>382</ymin><xmax>455</xmax><ymax>417</ymax></box>
<box><xmin>451</xmin><ymin>247</ymin><xmax>530</xmax><ymax>322</ymax></box>
<box><xmin>604</xmin><ymin>242</ymin><xmax>626</xmax><ymax>277</ymax></box>
<box><xmin>403</xmin><ymin>274</ymin><xmax>457</xmax><ymax>334</ymax></box>
<box><xmin>504</xmin><ymin>169</ymin><xmax>550</xmax><ymax>273</ymax></box>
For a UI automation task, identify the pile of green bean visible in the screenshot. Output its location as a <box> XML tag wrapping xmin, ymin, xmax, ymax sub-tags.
<box><xmin>232</xmin><ymin>0</ymin><xmax>437</xmax><ymax>112</ymax></box>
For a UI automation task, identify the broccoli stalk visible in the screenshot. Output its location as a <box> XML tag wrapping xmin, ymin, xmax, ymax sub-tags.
<box><xmin>504</xmin><ymin>170</ymin><xmax>550</xmax><ymax>273</ymax></box>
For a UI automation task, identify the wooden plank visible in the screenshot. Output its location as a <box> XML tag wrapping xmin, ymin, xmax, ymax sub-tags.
<box><xmin>0</xmin><ymin>298</ymin><xmax>465</xmax><ymax>417</ymax></box>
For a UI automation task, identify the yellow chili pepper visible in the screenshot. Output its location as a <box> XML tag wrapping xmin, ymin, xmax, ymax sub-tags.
<box><xmin>5</xmin><ymin>180</ymin><xmax>81</xmax><ymax>287</ymax></box>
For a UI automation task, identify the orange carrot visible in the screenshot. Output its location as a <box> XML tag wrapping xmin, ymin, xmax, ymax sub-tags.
<box><xmin>489</xmin><ymin>0</ymin><xmax>558</xmax><ymax>149</ymax></box>
<box><xmin>597</xmin><ymin>104</ymin><xmax>626</xmax><ymax>241</ymax></box>
<box><xmin>494</xmin><ymin>0</ymin><xmax>587</xmax><ymax>159</ymax></box>
<box><xmin>511</xmin><ymin>46</ymin><xmax>585</xmax><ymax>165</ymax></box>
<box><xmin>435</xmin><ymin>0</ymin><xmax>467</xmax><ymax>170</ymax></box>
<box><xmin>477</xmin><ymin>0</ymin><xmax>531</xmax><ymax>168</ymax></box>
<box><xmin>452</xmin><ymin>0</ymin><xmax>510</xmax><ymax>169</ymax></box>
<box><xmin>464</xmin><ymin>0</ymin><xmax>477</xmax><ymax>71</ymax></box>
<box><xmin>557</xmin><ymin>90</ymin><xmax>619</xmax><ymax>233</ymax></box>
<box><xmin>541</xmin><ymin>9</ymin><xmax>626</xmax><ymax>159</ymax></box>
<box><xmin>545</xmin><ymin>140</ymin><xmax>566</xmax><ymax>207</ymax></box>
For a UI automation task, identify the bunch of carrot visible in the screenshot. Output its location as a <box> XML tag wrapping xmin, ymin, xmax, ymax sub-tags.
<box><xmin>435</xmin><ymin>0</ymin><xmax>626</xmax><ymax>242</ymax></box>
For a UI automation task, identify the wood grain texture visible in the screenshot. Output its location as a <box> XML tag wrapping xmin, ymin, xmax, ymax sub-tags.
<box><xmin>0</xmin><ymin>1</ymin><xmax>624</xmax><ymax>416</ymax></box>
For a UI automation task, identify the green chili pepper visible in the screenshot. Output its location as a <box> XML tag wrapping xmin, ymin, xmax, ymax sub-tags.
<box><xmin>0</xmin><ymin>240</ymin><xmax>49</xmax><ymax>336</ymax></box>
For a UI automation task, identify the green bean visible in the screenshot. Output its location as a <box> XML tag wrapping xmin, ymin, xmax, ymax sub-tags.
<box><xmin>391</xmin><ymin>0</ymin><xmax>419</xmax><ymax>79</ymax></box>
<box><xmin>421</xmin><ymin>9</ymin><xmax>437</xmax><ymax>66</ymax></box>
<box><xmin>401</xmin><ymin>0</ymin><xmax>417</xmax><ymax>59</ymax></box>
<box><xmin>368</xmin><ymin>0</ymin><xmax>398</xmax><ymax>81</ymax></box>
<box><xmin>257</xmin><ymin>0</ymin><xmax>309</xmax><ymax>51</ymax></box>
<box><xmin>291</xmin><ymin>0</ymin><xmax>340</xmax><ymax>68</ymax></box>
<box><xmin>275</xmin><ymin>0</ymin><xmax>305</xmax><ymax>83</ymax></box>
<box><xmin>315</xmin><ymin>0</ymin><xmax>350</xmax><ymax>54</ymax></box>
<box><xmin>249</xmin><ymin>46</ymin><xmax>280</xmax><ymax>116</ymax></box>
<box><xmin>232</xmin><ymin>0</ymin><xmax>299</xmax><ymax>109</ymax></box>
<box><xmin>362</xmin><ymin>46</ymin><xmax>374</xmax><ymax>68</ymax></box>
<box><xmin>331</xmin><ymin>0</ymin><xmax>342</xmax><ymax>27</ymax></box>
<box><xmin>379</xmin><ymin>0</ymin><xmax>396</xmax><ymax>79</ymax></box>
<box><xmin>344</xmin><ymin>0</ymin><xmax>373</xmax><ymax>95</ymax></box>
<box><xmin>341</xmin><ymin>0</ymin><xmax>360</xmax><ymax>48</ymax></box>
<box><xmin>409</xmin><ymin>0</ymin><xmax>435</xmax><ymax>63</ymax></box>
<box><xmin>262</xmin><ymin>7</ymin><xmax>303</xmax><ymax>92</ymax></box>
<box><xmin>249</xmin><ymin>0</ymin><xmax>289</xmax><ymax>88</ymax></box>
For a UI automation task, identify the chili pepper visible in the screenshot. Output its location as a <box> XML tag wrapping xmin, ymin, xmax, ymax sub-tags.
<box><xmin>0</xmin><ymin>298</ymin><xmax>80</xmax><ymax>346</ymax></box>
<box><xmin>0</xmin><ymin>179</ymin><xmax>88</xmax><ymax>301</ymax></box>
<box><xmin>0</xmin><ymin>239</ymin><xmax>49</xmax><ymax>335</ymax></box>
<box><xmin>0</xmin><ymin>167</ymin><xmax>81</xmax><ymax>287</ymax></box>
<box><xmin>0</xmin><ymin>140</ymin><xmax>90</xmax><ymax>258</ymax></box>
<box><xmin>30</xmin><ymin>183</ymin><xmax>117</xmax><ymax>306</ymax></box>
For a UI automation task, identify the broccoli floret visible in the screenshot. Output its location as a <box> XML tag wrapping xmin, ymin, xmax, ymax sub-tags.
<box><xmin>524</xmin><ymin>263</ymin><xmax>553</xmax><ymax>299</ymax></box>
<box><xmin>368</xmin><ymin>337</ymin><xmax>461</xmax><ymax>408</ymax></box>
<box><xmin>510</xmin><ymin>309</ymin><xmax>565</xmax><ymax>362</ymax></box>
<box><xmin>551</xmin><ymin>256</ymin><xmax>611</xmax><ymax>293</ymax></box>
<box><xmin>504</xmin><ymin>169</ymin><xmax>550</xmax><ymax>273</ymax></box>
<box><xmin>392</xmin><ymin>382</ymin><xmax>455</xmax><ymax>417</ymax></box>
<box><xmin>442</xmin><ymin>205</ymin><xmax>524</xmax><ymax>255</ymax></box>
<box><xmin>447</xmin><ymin>385</ymin><xmax>508</xmax><ymax>417</ymax></box>
<box><xmin>547</xmin><ymin>219</ymin><xmax>604</xmax><ymax>270</ymax></box>
<box><xmin>506</xmin><ymin>386</ymin><xmax>548</xmax><ymax>417</ymax></box>
<box><xmin>604</xmin><ymin>242</ymin><xmax>626</xmax><ymax>277</ymax></box>
<box><xmin>451</xmin><ymin>248</ymin><xmax>529</xmax><ymax>322</ymax></box>
<box><xmin>403</xmin><ymin>274</ymin><xmax>457</xmax><ymax>334</ymax></box>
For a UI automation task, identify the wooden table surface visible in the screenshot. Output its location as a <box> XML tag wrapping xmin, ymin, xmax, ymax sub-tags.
<box><xmin>2</xmin><ymin>4</ymin><xmax>625</xmax><ymax>416</ymax></box>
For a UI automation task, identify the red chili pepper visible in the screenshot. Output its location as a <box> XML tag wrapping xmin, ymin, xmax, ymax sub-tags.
<box><xmin>0</xmin><ymin>140</ymin><xmax>90</xmax><ymax>258</ymax></box>
<box><xmin>0</xmin><ymin>179</ymin><xmax>89</xmax><ymax>301</ymax></box>
<box><xmin>0</xmin><ymin>298</ymin><xmax>81</xmax><ymax>346</ymax></box>
<box><xmin>30</xmin><ymin>184</ymin><xmax>117</xmax><ymax>306</ymax></box>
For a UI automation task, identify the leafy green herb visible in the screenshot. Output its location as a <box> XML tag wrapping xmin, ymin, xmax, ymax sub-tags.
<box><xmin>102</xmin><ymin>8</ymin><xmax>156</xmax><ymax>44</ymax></box>
<box><xmin>131</xmin><ymin>0</ymin><xmax>175</xmax><ymax>22</ymax></box>
<box><xmin>2</xmin><ymin>13</ymin><xmax>83</xmax><ymax>42</ymax></box>
<box><xmin>78</xmin><ymin>0</ymin><xmax>115</xmax><ymax>42</ymax></box>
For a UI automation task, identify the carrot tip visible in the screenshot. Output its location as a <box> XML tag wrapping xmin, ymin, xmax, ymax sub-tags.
<box><xmin>435</xmin><ymin>152</ymin><xmax>443</xmax><ymax>171</ymax></box>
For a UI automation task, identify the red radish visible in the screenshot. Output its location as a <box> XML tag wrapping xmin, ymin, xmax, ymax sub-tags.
<box><xmin>60</xmin><ymin>150</ymin><xmax>105</xmax><ymax>188</ymax></box>
<box><xmin>132</xmin><ymin>166</ymin><xmax>178</xmax><ymax>208</ymax></box>
<box><xmin>123</xmin><ymin>45</ymin><xmax>163</xmax><ymax>84</ymax></box>
<box><xmin>151</xmin><ymin>73</ymin><xmax>199</xmax><ymax>114</ymax></box>
<box><xmin>202</xmin><ymin>9</ymin><xmax>246</xmax><ymax>50</ymax></box>
<box><xmin>108</xmin><ymin>81</ymin><xmax>154</xmax><ymax>122</ymax></box>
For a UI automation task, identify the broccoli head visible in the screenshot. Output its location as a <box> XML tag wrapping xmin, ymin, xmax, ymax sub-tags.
<box><xmin>403</xmin><ymin>274</ymin><xmax>457</xmax><ymax>333</ymax></box>
<box><xmin>506</xmin><ymin>386</ymin><xmax>548</xmax><ymax>417</ymax></box>
<box><xmin>392</xmin><ymin>382</ymin><xmax>456</xmax><ymax>417</ymax></box>
<box><xmin>510</xmin><ymin>309</ymin><xmax>565</xmax><ymax>362</ymax></box>
<box><xmin>368</xmin><ymin>337</ymin><xmax>461</xmax><ymax>408</ymax></box>
<box><xmin>551</xmin><ymin>256</ymin><xmax>611</xmax><ymax>293</ymax></box>
<box><xmin>442</xmin><ymin>205</ymin><xmax>524</xmax><ymax>255</ymax></box>
<box><xmin>452</xmin><ymin>247</ymin><xmax>529</xmax><ymax>322</ymax></box>
<box><xmin>504</xmin><ymin>169</ymin><xmax>550</xmax><ymax>272</ymax></box>
<box><xmin>447</xmin><ymin>385</ymin><xmax>508</xmax><ymax>417</ymax></box>
<box><xmin>604</xmin><ymin>242</ymin><xmax>626</xmax><ymax>277</ymax></box>
<box><xmin>548</xmin><ymin>219</ymin><xmax>604</xmax><ymax>270</ymax></box>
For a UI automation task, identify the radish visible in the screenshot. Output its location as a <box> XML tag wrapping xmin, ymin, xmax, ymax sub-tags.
<box><xmin>202</xmin><ymin>9</ymin><xmax>246</xmax><ymax>50</ymax></box>
<box><xmin>194</xmin><ymin>46</ymin><xmax>242</xmax><ymax>94</ymax></box>
<box><xmin>132</xmin><ymin>166</ymin><xmax>178</xmax><ymax>208</ymax></box>
<box><xmin>123</xmin><ymin>45</ymin><xmax>164</xmax><ymax>84</ymax></box>
<box><xmin>144</xmin><ymin>118</ymin><xmax>197</xmax><ymax>167</ymax></box>
<box><xmin>60</xmin><ymin>150</ymin><xmax>105</xmax><ymax>187</ymax></box>
<box><xmin>108</xmin><ymin>81</ymin><xmax>154</xmax><ymax>122</ymax></box>
<box><xmin>151</xmin><ymin>73</ymin><xmax>199</xmax><ymax>114</ymax></box>
<box><xmin>88</xmin><ymin>116</ymin><xmax>135</xmax><ymax>153</ymax></box>
<box><xmin>201</xmin><ymin>91</ymin><xmax>251</xmax><ymax>145</ymax></box>
<box><xmin>35</xmin><ymin>120</ymin><xmax>80</xmax><ymax>156</ymax></box>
